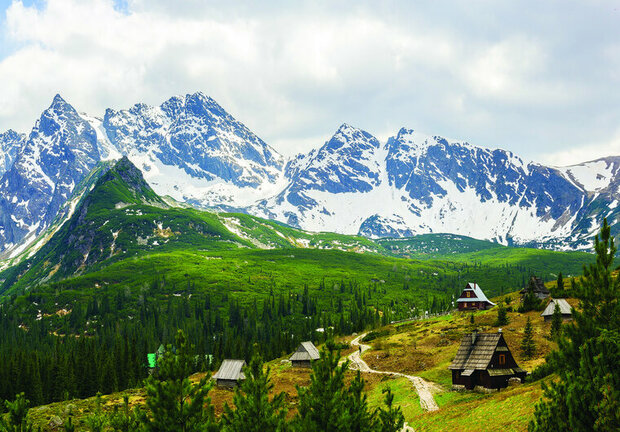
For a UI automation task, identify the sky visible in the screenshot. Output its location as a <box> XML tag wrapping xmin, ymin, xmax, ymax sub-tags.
<box><xmin>0</xmin><ymin>0</ymin><xmax>619</xmax><ymax>165</ymax></box>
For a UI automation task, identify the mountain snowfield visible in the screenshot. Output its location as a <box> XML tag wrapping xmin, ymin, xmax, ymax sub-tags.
<box><xmin>0</xmin><ymin>92</ymin><xmax>618</xmax><ymax>258</ymax></box>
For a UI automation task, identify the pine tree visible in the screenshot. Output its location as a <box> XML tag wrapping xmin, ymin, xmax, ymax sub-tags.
<box><xmin>550</xmin><ymin>303</ymin><xmax>562</xmax><ymax>340</ymax></box>
<box><xmin>108</xmin><ymin>395</ymin><xmax>140</xmax><ymax>432</ymax></box>
<box><xmin>344</xmin><ymin>371</ymin><xmax>375</xmax><ymax>432</ymax></box>
<box><xmin>376</xmin><ymin>387</ymin><xmax>404</xmax><ymax>432</ymax></box>
<box><xmin>495</xmin><ymin>302</ymin><xmax>508</xmax><ymax>326</ymax></box>
<box><xmin>530</xmin><ymin>219</ymin><xmax>620</xmax><ymax>431</ymax></box>
<box><xmin>521</xmin><ymin>317</ymin><xmax>535</xmax><ymax>359</ymax></box>
<box><xmin>140</xmin><ymin>330</ymin><xmax>218</xmax><ymax>432</ymax></box>
<box><xmin>85</xmin><ymin>393</ymin><xmax>107</xmax><ymax>432</ymax></box>
<box><xmin>221</xmin><ymin>350</ymin><xmax>287</xmax><ymax>432</ymax></box>
<box><xmin>0</xmin><ymin>393</ymin><xmax>33</xmax><ymax>432</ymax></box>
<box><xmin>294</xmin><ymin>341</ymin><xmax>349</xmax><ymax>432</ymax></box>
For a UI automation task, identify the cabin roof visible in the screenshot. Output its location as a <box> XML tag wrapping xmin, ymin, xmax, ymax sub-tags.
<box><xmin>455</xmin><ymin>283</ymin><xmax>496</xmax><ymax>306</ymax></box>
<box><xmin>213</xmin><ymin>359</ymin><xmax>246</xmax><ymax>381</ymax></box>
<box><xmin>449</xmin><ymin>333</ymin><xmax>503</xmax><ymax>370</ymax></box>
<box><xmin>541</xmin><ymin>298</ymin><xmax>572</xmax><ymax>316</ymax></box>
<box><xmin>521</xmin><ymin>276</ymin><xmax>549</xmax><ymax>294</ymax></box>
<box><xmin>290</xmin><ymin>341</ymin><xmax>320</xmax><ymax>361</ymax></box>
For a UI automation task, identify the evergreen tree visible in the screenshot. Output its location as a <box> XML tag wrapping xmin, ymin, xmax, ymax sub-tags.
<box><xmin>221</xmin><ymin>350</ymin><xmax>287</xmax><ymax>432</ymax></box>
<box><xmin>63</xmin><ymin>413</ymin><xmax>75</xmax><ymax>432</ymax></box>
<box><xmin>0</xmin><ymin>393</ymin><xmax>33</xmax><ymax>432</ymax></box>
<box><xmin>140</xmin><ymin>330</ymin><xmax>218</xmax><ymax>432</ymax></box>
<box><xmin>530</xmin><ymin>219</ymin><xmax>620</xmax><ymax>431</ymax></box>
<box><xmin>495</xmin><ymin>302</ymin><xmax>508</xmax><ymax>326</ymax></box>
<box><xmin>376</xmin><ymin>387</ymin><xmax>405</xmax><ymax>432</ymax></box>
<box><xmin>521</xmin><ymin>317</ymin><xmax>535</xmax><ymax>359</ymax></box>
<box><xmin>294</xmin><ymin>341</ymin><xmax>349</xmax><ymax>432</ymax></box>
<box><xmin>344</xmin><ymin>371</ymin><xmax>375</xmax><ymax>432</ymax></box>
<box><xmin>556</xmin><ymin>273</ymin><xmax>564</xmax><ymax>295</ymax></box>
<box><xmin>108</xmin><ymin>395</ymin><xmax>140</xmax><ymax>432</ymax></box>
<box><xmin>85</xmin><ymin>393</ymin><xmax>107</xmax><ymax>432</ymax></box>
<box><xmin>550</xmin><ymin>303</ymin><xmax>562</xmax><ymax>340</ymax></box>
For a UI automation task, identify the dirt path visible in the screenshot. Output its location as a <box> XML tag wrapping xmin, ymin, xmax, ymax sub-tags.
<box><xmin>349</xmin><ymin>333</ymin><xmax>439</xmax><ymax>413</ymax></box>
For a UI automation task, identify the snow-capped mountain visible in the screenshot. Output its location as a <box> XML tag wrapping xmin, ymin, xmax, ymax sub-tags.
<box><xmin>0</xmin><ymin>130</ymin><xmax>24</xmax><ymax>177</ymax></box>
<box><xmin>0</xmin><ymin>95</ymin><xmax>102</xmax><ymax>257</ymax></box>
<box><xmin>252</xmin><ymin>125</ymin><xmax>619</xmax><ymax>249</ymax></box>
<box><xmin>1</xmin><ymin>92</ymin><xmax>619</xmax><ymax>256</ymax></box>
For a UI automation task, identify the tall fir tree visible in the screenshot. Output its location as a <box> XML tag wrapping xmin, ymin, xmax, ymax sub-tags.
<box><xmin>550</xmin><ymin>303</ymin><xmax>563</xmax><ymax>340</ymax></box>
<box><xmin>495</xmin><ymin>302</ymin><xmax>508</xmax><ymax>326</ymax></box>
<box><xmin>521</xmin><ymin>317</ymin><xmax>535</xmax><ymax>359</ymax></box>
<box><xmin>530</xmin><ymin>219</ymin><xmax>620</xmax><ymax>431</ymax></box>
<box><xmin>0</xmin><ymin>393</ymin><xmax>33</xmax><ymax>432</ymax></box>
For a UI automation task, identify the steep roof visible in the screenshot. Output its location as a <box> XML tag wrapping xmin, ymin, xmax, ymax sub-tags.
<box><xmin>213</xmin><ymin>359</ymin><xmax>246</xmax><ymax>381</ymax></box>
<box><xmin>290</xmin><ymin>341</ymin><xmax>320</xmax><ymax>361</ymax></box>
<box><xmin>541</xmin><ymin>298</ymin><xmax>572</xmax><ymax>316</ymax></box>
<box><xmin>521</xmin><ymin>276</ymin><xmax>549</xmax><ymax>294</ymax></box>
<box><xmin>456</xmin><ymin>283</ymin><xmax>496</xmax><ymax>306</ymax></box>
<box><xmin>449</xmin><ymin>333</ymin><xmax>502</xmax><ymax>370</ymax></box>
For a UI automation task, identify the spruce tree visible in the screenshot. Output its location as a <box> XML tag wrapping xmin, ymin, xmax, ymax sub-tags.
<box><xmin>556</xmin><ymin>273</ymin><xmax>564</xmax><ymax>296</ymax></box>
<box><xmin>530</xmin><ymin>219</ymin><xmax>620</xmax><ymax>431</ymax></box>
<box><xmin>140</xmin><ymin>330</ymin><xmax>218</xmax><ymax>432</ymax></box>
<box><xmin>221</xmin><ymin>350</ymin><xmax>287</xmax><ymax>432</ymax></box>
<box><xmin>376</xmin><ymin>387</ymin><xmax>405</xmax><ymax>432</ymax></box>
<box><xmin>550</xmin><ymin>303</ymin><xmax>562</xmax><ymax>340</ymax></box>
<box><xmin>495</xmin><ymin>302</ymin><xmax>508</xmax><ymax>326</ymax></box>
<box><xmin>521</xmin><ymin>317</ymin><xmax>535</xmax><ymax>359</ymax></box>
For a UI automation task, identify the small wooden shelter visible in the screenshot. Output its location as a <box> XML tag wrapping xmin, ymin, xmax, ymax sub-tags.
<box><xmin>456</xmin><ymin>283</ymin><xmax>495</xmax><ymax>311</ymax></box>
<box><xmin>213</xmin><ymin>359</ymin><xmax>246</xmax><ymax>388</ymax></box>
<box><xmin>290</xmin><ymin>341</ymin><xmax>320</xmax><ymax>367</ymax></box>
<box><xmin>449</xmin><ymin>331</ymin><xmax>526</xmax><ymax>390</ymax></box>
<box><xmin>541</xmin><ymin>298</ymin><xmax>572</xmax><ymax>322</ymax></box>
<box><xmin>521</xmin><ymin>276</ymin><xmax>549</xmax><ymax>300</ymax></box>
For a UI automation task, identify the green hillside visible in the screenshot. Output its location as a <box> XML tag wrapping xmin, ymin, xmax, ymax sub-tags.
<box><xmin>0</xmin><ymin>157</ymin><xmax>594</xmax><ymax>410</ymax></box>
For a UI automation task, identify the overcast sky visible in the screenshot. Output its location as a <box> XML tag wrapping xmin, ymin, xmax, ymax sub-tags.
<box><xmin>0</xmin><ymin>0</ymin><xmax>619</xmax><ymax>165</ymax></box>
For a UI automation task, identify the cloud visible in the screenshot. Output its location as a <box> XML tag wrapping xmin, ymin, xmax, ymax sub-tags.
<box><xmin>0</xmin><ymin>0</ymin><xmax>618</xmax><ymax>163</ymax></box>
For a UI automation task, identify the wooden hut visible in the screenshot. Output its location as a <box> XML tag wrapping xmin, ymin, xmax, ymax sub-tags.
<box><xmin>290</xmin><ymin>341</ymin><xmax>320</xmax><ymax>367</ymax></box>
<box><xmin>213</xmin><ymin>359</ymin><xmax>246</xmax><ymax>388</ymax></box>
<box><xmin>456</xmin><ymin>283</ymin><xmax>495</xmax><ymax>311</ymax></box>
<box><xmin>520</xmin><ymin>276</ymin><xmax>550</xmax><ymax>300</ymax></box>
<box><xmin>449</xmin><ymin>331</ymin><xmax>526</xmax><ymax>390</ymax></box>
<box><xmin>541</xmin><ymin>298</ymin><xmax>572</xmax><ymax>322</ymax></box>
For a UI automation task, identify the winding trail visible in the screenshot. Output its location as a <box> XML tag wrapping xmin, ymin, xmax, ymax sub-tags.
<box><xmin>348</xmin><ymin>333</ymin><xmax>439</xmax><ymax>413</ymax></box>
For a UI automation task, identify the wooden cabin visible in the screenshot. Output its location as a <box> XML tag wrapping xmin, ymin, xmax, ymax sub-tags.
<box><xmin>449</xmin><ymin>331</ymin><xmax>526</xmax><ymax>390</ymax></box>
<box><xmin>213</xmin><ymin>359</ymin><xmax>246</xmax><ymax>388</ymax></box>
<box><xmin>520</xmin><ymin>276</ymin><xmax>550</xmax><ymax>300</ymax></box>
<box><xmin>456</xmin><ymin>283</ymin><xmax>496</xmax><ymax>311</ymax></box>
<box><xmin>541</xmin><ymin>298</ymin><xmax>572</xmax><ymax>322</ymax></box>
<box><xmin>290</xmin><ymin>341</ymin><xmax>320</xmax><ymax>367</ymax></box>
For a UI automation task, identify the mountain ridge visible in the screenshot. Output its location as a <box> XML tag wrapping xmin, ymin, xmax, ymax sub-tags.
<box><xmin>0</xmin><ymin>92</ymin><xmax>618</xmax><ymax>256</ymax></box>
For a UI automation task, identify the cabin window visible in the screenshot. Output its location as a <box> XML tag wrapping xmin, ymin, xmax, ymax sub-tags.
<box><xmin>466</xmin><ymin>292</ymin><xmax>471</xmax><ymax>297</ymax></box>
<box><xmin>499</xmin><ymin>354</ymin><xmax>506</xmax><ymax>365</ymax></box>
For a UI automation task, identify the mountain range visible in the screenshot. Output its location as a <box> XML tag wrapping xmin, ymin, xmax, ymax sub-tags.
<box><xmin>1</xmin><ymin>92</ymin><xmax>618</xmax><ymax>258</ymax></box>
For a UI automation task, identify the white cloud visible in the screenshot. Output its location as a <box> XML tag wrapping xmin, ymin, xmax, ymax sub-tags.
<box><xmin>0</xmin><ymin>0</ymin><xmax>618</xmax><ymax>162</ymax></box>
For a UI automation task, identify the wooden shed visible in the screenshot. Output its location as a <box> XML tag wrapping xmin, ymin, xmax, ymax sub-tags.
<box><xmin>213</xmin><ymin>359</ymin><xmax>246</xmax><ymax>388</ymax></box>
<box><xmin>456</xmin><ymin>283</ymin><xmax>496</xmax><ymax>311</ymax></box>
<box><xmin>449</xmin><ymin>331</ymin><xmax>526</xmax><ymax>391</ymax></box>
<box><xmin>290</xmin><ymin>341</ymin><xmax>320</xmax><ymax>367</ymax></box>
<box><xmin>541</xmin><ymin>298</ymin><xmax>572</xmax><ymax>322</ymax></box>
<box><xmin>520</xmin><ymin>276</ymin><xmax>550</xmax><ymax>300</ymax></box>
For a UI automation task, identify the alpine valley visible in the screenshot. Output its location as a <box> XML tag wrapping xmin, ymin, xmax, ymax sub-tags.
<box><xmin>1</xmin><ymin>92</ymin><xmax>619</xmax><ymax>261</ymax></box>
